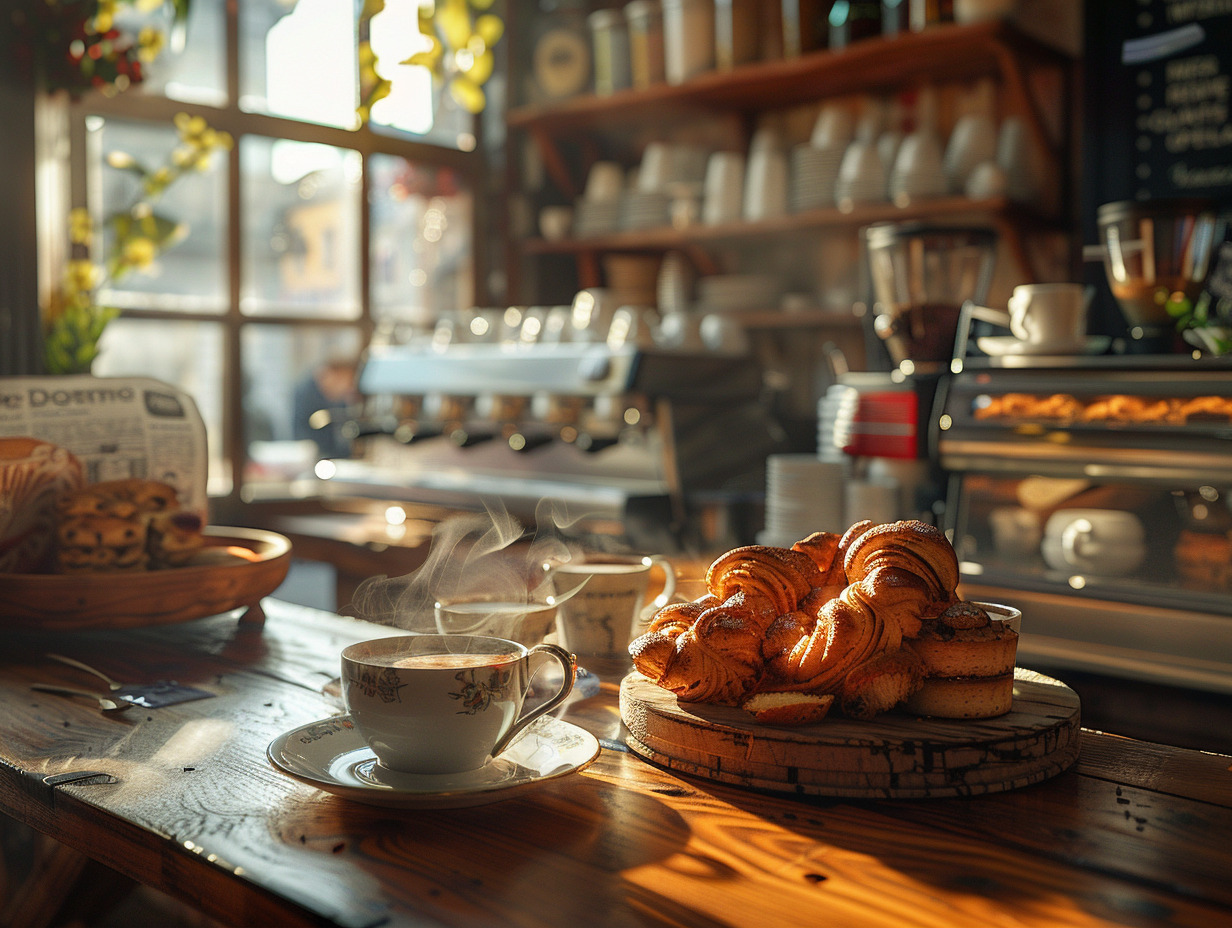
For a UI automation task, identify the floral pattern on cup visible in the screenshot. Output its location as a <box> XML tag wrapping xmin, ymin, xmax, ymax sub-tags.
<box><xmin>450</xmin><ymin>667</ymin><xmax>514</xmax><ymax>715</ymax></box>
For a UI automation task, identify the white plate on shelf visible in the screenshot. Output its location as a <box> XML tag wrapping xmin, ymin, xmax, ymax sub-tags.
<box><xmin>268</xmin><ymin>714</ymin><xmax>600</xmax><ymax>809</ymax></box>
<box><xmin>976</xmin><ymin>335</ymin><xmax>1112</xmax><ymax>357</ymax></box>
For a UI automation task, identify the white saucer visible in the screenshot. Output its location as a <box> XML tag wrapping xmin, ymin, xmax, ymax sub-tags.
<box><xmin>267</xmin><ymin>714</ymin><xmax>600</xmax><ymax>809</ymax></box>
<box><xmin>976</xmin><ymin>335</ymin><xmax>1112</xmax><ymax>357</ymax></box>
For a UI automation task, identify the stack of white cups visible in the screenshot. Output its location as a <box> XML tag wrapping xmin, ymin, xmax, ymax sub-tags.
<box><xmin>757</xmin><ymin>454</ymin><xmax>846</xmax><ymax>547</ymax></box>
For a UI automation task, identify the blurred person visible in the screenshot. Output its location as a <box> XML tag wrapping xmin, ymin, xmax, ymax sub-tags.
<box><xmin>293</xmin><ymin>355</ymin><xmax>359</xmax><ymax>459</ymax></box>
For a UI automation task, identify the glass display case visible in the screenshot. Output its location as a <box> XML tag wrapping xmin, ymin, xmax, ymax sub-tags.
<box><xmin>936</xmin><ymin>355</ymin><xmax>1232</xmax><ymax>693</ymax></box>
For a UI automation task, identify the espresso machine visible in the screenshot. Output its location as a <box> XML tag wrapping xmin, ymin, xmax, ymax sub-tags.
<box><xmin>331</xmin><ymin>305</ymin><xmax>783</xmax><ymax>551</ymax></box>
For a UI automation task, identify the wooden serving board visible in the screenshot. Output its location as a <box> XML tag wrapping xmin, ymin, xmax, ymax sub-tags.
<box><xmin>620</xmin><ymin>668</ymin><xmax>1081</xmax><ymax>799</ymax></box>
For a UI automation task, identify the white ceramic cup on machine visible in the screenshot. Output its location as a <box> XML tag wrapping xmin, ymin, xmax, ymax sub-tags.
<box><xmin>1006</xmin><ymin>283</ymin><xmax>1088</xmax><ymax>347</ymax></box>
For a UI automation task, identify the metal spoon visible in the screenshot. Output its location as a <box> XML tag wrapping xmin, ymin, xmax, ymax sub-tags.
<box><xmin>46</xmin><ymin>653</ymin><xmax>124</xmax><ymax>691</ymax></box>
<box><xmin>30</xmin><ymin>684</ymin><xmax>133</xmax><ymax>714</ymax></box>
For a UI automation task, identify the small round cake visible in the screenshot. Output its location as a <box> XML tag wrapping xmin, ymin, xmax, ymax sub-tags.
<box><xmin>902</xmin><ymin>673</ymin><xmax>1015</xmax><ymax>719</ymax></box>
<box><xmin>903</xmin><ymin>601</ymin><xmax>1020</xmax><ymax>719</ymax></box>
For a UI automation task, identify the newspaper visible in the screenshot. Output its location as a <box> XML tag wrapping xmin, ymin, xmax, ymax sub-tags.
<box><xmin>0</xmin><ymin>375</ymin><xmax>208</xmax><ymax>517</ymax></box>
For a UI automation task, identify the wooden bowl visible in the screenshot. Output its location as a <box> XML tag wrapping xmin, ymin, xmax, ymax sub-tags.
<box><xmin>1</xmin><ymin>527</ymin><xmax>292</xmax><ymax>631</ymax></box>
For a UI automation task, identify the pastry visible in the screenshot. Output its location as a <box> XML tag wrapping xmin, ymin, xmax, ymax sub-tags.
<box><xmin>903</xmin><ymin>602</ymin><xmax>1018</xmax><ymax>719</ymax></box>
<box><xmin>630</xmin><ymin>519</ymin><xmax>962</xmax><ymax>718</ymax></box>
<box><xmin>0</xmin><ymin>437</ymin><xmax>85</xmax><ymax>572</ymax></box>
<box><xmin>55</xmin><ymin>478</ymin><xmax>203</xmax><ymax>572</ymax></box>
<box><xmin>742</xmin><ymin>691</ymin><xmax>834</xmax><ymax>726</ymax></box>
<box><xmin>901</xmin><ymin>674</ymin><xmax>1015</xmax><ymax>719</ymax></box>
<box><xmin>1174</xmin><ymin>529</ymin><xmax>1232</xmax><ymax>591</ymax></box>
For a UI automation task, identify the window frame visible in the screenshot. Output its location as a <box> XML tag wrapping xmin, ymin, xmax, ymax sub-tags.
<box><xmin>51</xmin><ymin>3</ymin><xmax>489</xmax><ymax>512</ymax></box>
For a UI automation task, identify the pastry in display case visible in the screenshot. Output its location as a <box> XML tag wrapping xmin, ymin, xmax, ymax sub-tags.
<box><xmin>936</xmin><ymin>356</ymin><xmax>1232</xmax><ymax>694</ymax></box>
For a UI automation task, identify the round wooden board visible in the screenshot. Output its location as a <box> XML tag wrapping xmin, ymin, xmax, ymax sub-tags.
<box><xmin>620</xmin><ymin>668</ymin><xmax>1082</xmax><ymax>799</ymax></box>
<box><xmin>1</xmin><ymin>527</ymin><xmax>292</xmax><ymax>631</ymax></box>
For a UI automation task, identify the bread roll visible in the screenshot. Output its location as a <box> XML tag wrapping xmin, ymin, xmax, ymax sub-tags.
<box><xmin>0</xmin><ymin>437</ymin><xmax>84</xmax><ymax>572</ymax></box>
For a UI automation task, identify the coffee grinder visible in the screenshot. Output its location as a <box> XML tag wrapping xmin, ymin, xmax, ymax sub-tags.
<box><xmin>837</xmin><ymin>222</ymin><xmax>999</xmax><ymax>523</ymax></box>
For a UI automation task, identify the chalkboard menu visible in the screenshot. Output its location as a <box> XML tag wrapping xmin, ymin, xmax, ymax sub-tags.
<box><xmin>1081</xmin><ymin>2</ymin><xmax>1232</xmax><ymax>339</ymax></box>
<box><xmin>1083</xmin><ymin>1</ymin><xmax>1232</xmax><ymax>209</ymax></box>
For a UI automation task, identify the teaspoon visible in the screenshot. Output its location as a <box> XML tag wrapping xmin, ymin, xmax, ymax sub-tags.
<box><xmin>30</xmin><ymin>684</ymin><xmax>133</xmax><ymax>714</ymax></box>
<box><xmin>46</xmin><ymin>653</ymin><xmax>125</xmax><ymax>691</ymax></box>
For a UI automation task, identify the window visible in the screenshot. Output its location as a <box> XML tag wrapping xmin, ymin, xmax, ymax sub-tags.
<box><xmin>64</xmin><ymin>0</ymin><xmax>483</xmax><ymax>504</ymax></box>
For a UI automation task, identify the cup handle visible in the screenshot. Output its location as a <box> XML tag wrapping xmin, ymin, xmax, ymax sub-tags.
<box><xmin>647</xmin><ymin>555</ymin><xmax>677</xmax><ymax>608</ymax></box>
<box><xmin>967</xmin><ymin>304</ymin><xmax>1013</xmax><ymax>329</ymax></box>
<box><xmin>490</xmin><ymin>643</ymin><xmax>577</xmax><ymax>759</ymax></box>
<box><xmin>1061</xmin><ymin>519</ymin><xmax>1094</xmax><ymax>564</ymax></box>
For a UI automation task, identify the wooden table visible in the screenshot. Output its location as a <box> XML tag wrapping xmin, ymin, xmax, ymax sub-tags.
<box><xmin>1</xmin><ymin>600</ymin><xmax>1230</xmax><ymax>927</ymax></box>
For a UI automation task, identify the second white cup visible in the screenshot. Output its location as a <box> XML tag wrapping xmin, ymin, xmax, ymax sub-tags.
<box><xmin>1007</xmin><ymin>283</ymin><xmax>1087</xmax><ymax>347</ymax></box>
<box><xmin>551</xmin><ymin>554</ymin><xmax>676</xmax><ymax>669</ymax></box>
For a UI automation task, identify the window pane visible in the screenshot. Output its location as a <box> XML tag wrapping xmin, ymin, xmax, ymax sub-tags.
<box><xmin>92</xmin><ymin>319</ymin><xmax>229</xmax><ymax>496</ymax></box>
<box><xmin>239</xmin><ymin>0</ymin><xmax>361</xmax><ymax>130</ymax></box>
<box><xmin>240</xmin><ymin>136</ymin><xmax>362</xmax><ymax>318</ymax></box>
<box><xmin>370</xmin><ymin>154</ymin><xmax>474</xmax><ymax>326</ymax></box>
<box><xmin>121</xmin><ymin>1</ymin><xmax>227</xmax><ymax>106</ymax></box>
<box><xmin>91</xmin><ymin>118</ymin><xmax>228</xmax><ymax>313</ymax></box>
<box><xmin>242</xmin><ymin>325</ymin><xmax>364</xmax><ymax>484</ymax></box>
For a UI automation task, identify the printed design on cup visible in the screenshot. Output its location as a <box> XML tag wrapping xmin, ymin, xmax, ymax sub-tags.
<box><xmin>450</xmin><ymin>667</ymin><xmax>514</xmax><ymax>715</ymax></box>
<box><xmin>298</xmin><ymin>717</ymin><xmax>355</xmax><ymax>744</ymax></box>
<box><xmin>347</xmin><ymin>666</ymin><xmax>406</xmax><ymax>704</ymax></box>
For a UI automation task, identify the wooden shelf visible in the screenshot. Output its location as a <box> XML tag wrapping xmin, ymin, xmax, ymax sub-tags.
<box><xmin>504</xmin><ymin>17</ymin><xmax>1076</xmax><ymax>300</ymax></box>
<box><xmin>507</xmin><ymin>20</ymin><xmax>1073</xmax><ymax>134</ymax></box>
<box><xmin>519</xmin><ymin>196</ymin><xmax>1059</xmax><ymax>255</ymax></box>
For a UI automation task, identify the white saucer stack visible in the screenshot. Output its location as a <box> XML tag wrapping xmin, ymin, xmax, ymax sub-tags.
<box><xmin>620</xmin><ymin>190</ymin><xmax>671</xmax><ymax>230</ymax></box>
<box><xmin>574</xmin><ymin>197</ymin><xmax>622</xmax><ymax>237</ymax></box>
<box><xmin>790</xmin><ymin>142</ymin><xmax>844</xmax><ymax>212</ymax></box>
<box><xmin>817</xmin><ymin>384</ymin><xmax>857</xmax><ymax>463</ymax></box>
<box><xmin>696</xmin><ymin>274</ymin><xmax>782</xmax><ymax>312</ymax></box>
<box><xmin>757</xmin><ymin>454</ymin><xmax>846</xmax><ymax>548</ymax></box>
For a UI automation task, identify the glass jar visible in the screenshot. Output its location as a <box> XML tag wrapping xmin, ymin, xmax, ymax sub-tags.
<box><xmin>589</xmin><ymin>8</ymin><xmax>632</xmax><ymax>95</ymax></box>
<box><xmin>625</xmin><ymin>0</ymin><xmax>666</xmax><ymax>88</ymax></box>
<box><xmin>909</xmin><ymin>0</ymin><xmax>954</xmax><ymax>30</ymax></box>
<box><xmin>662</xmin><ymin>0</ymin><xmax>715</xmax><ymax>84</ymax></box>
<box><xmin>882</xmin><ymin>0</ymin><xmax>910</xmax><ymax>35</ymax></box>
<box><xmin>781</xmin><ymin>0</ymin><xmax>831</xmax><ymax>57</ymax></box>
<box><xmin>829</xmin><ymin>1</ymin><xmax>882</xmax><ymax>48</ymax></box>
<box><xmin>715</xmin><ymin>0</ymin><xmax>759</xmax><ymax>70</ymax></box>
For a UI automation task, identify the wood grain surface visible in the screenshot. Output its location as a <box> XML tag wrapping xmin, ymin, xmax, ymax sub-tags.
<box><xmin>620</xmin><ymin>669</ymin><xmax>1082</xmax><ymax>799</ymax></box>
<box><xmin>0</xmin><ymin>526</ymin><xmax>291</xmax><ymax>630</ymax></box>
<box><xmin>0</xmin><ymin>601</ymin><xmax>1229</xmax><ymax>928</ymax></box>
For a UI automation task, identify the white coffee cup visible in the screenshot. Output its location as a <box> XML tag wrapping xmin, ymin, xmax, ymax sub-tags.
<box><xmin>703</xmin><ymin>151</ymin><xmax>745</xmax><ymax>225</ymax></box>
<box><xmin>1042</xmin><ymin>509</ymin><xmax>1146</xmax><ymax>576</ymax></box>
<box><xmin>1007</xmin><ymin>283</ymin><xmax>1087</xmax><ymax>346</ymax></box>
<box><xmin>341</xmin><ymin>634</ymin><xmax>576</xmax><ymax>774</ymax></box>
<box><xmin>539</xmin><ymin>205</ymin><xmax>574</xmax><ymax>241</ymax></box>
<box><xmin>433</xmin><ymin>596</ymin><xmax>560</xmax><ymax>646</ymax></box>
<box><xmin>550</xmin><ymin>554</ymin><xmax>676</xmax><ymax>669</ymax></box>
<box><xmin>744</xmin><ymin>146</ymin><xmax>789</xmax><ymax>221</ymax></box>
<box><xmin>584</xmin><ymin>161</ymin><xmax>625</xmax><ymax>202</ymax></box>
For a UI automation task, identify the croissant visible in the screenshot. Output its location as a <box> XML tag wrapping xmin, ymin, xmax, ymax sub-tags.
<box><xmin>630</xmin><ymin>591</ymin><xmax>777</xmax><ymax>703</ymax></box>
<box><xmin>630</xmin><ymin>520</ymin><xmax>961</xmax><ymax>712</ymax></box>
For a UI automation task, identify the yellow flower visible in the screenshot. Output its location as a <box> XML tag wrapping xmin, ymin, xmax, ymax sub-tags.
<box><xmin>66</xmin><ymin>260</ymin><xmax>101</xmax><ymax>297</ymax></box>
<box><xmin>69</xmin><ymin>208</ymin><xmax>93</xmax><ymax>245</ymax></box>
<box><xmin>121</xmin><ymin>237</ymin><xmax>158</xmax><ymax>270</ymax></box>
<box><xmin>400</xmin><ymin>0</ymin><xmax>505</xmax><ymax>115</ymax></box>
<box><xmin>138</xmin><ymin>27</ymin><xmax>166</xmax><ymax>63</ymax></box>
<box><xmin>92</xmin><ymin>0</ymin><xmax>118</xmax><ymax>34</ymax></box>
